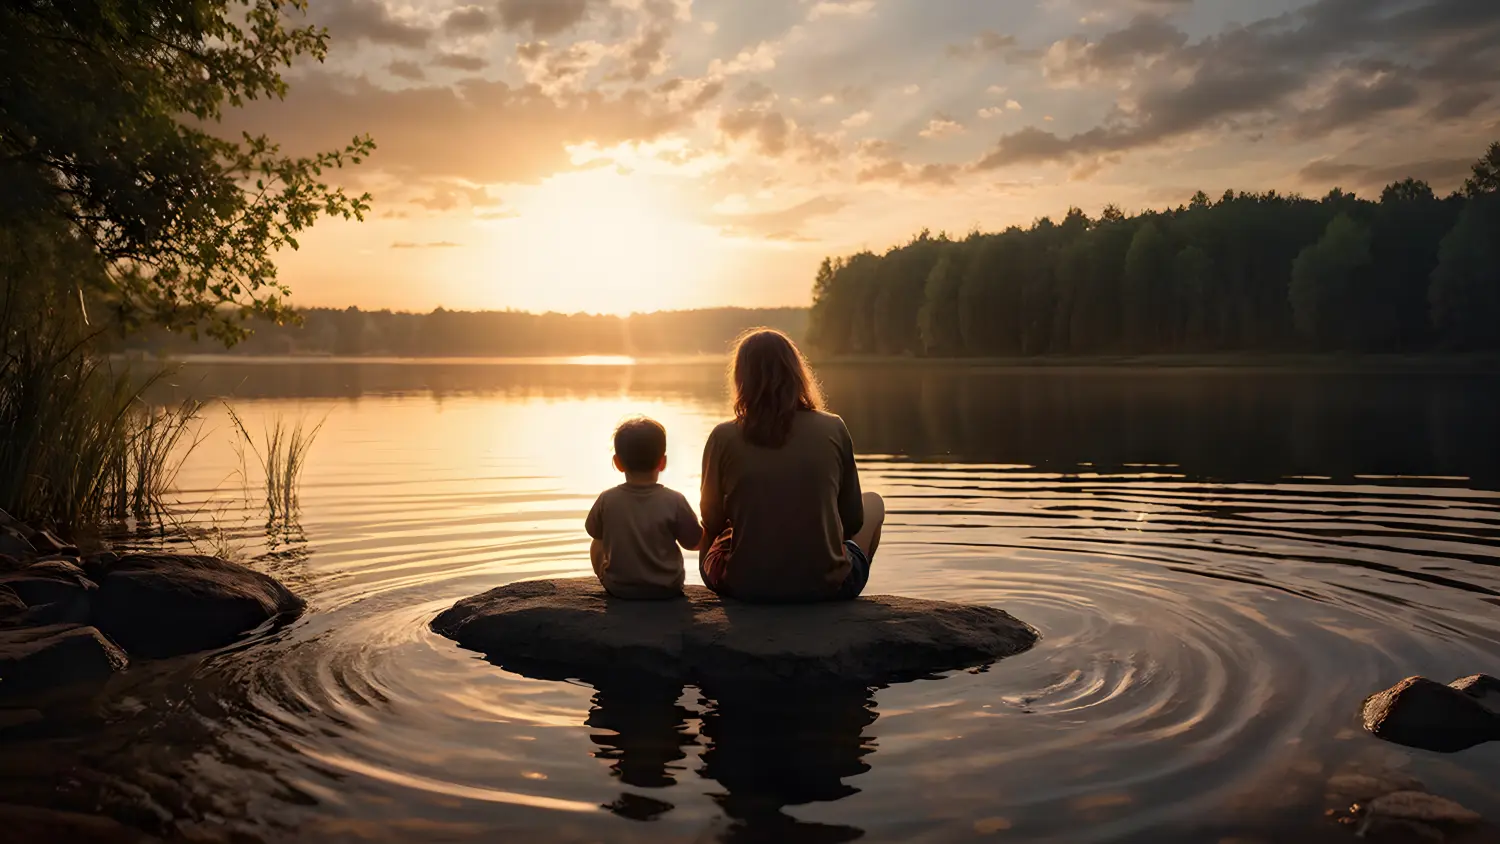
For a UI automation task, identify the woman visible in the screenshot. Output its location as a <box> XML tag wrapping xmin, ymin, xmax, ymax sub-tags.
<box><xmin>699</xmin><ymin>329</ymin><xmax>885</xmax><ymax>602</ymax></box>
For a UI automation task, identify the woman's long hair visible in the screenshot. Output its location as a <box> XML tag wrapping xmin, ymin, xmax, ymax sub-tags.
<box><xmin>730</xmin><ymin>328</ymin><xmax>824</xmax><ymax>447</ymax></box>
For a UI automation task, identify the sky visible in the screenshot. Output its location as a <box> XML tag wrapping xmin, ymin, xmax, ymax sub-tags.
<box><xmin>234</xmin><ymin>0</ymin><xmax>1500</xmax><ymax>315</ymax></box>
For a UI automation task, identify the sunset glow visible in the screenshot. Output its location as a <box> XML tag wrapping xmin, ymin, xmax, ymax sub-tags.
<box><xmin>488</xmin><ymin>169</ymin><xmax>722</xmax><ymax>315</ymax></box>
<box><xmin>229</xmin><ymin>0</ymin><xmax>1499</xmax><ymax>315</ymax></box>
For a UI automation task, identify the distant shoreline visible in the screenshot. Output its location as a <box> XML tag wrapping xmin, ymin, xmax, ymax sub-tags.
<box><xmin>810</xmin><ymin>352</ymin><xmax>1500</xmax><ymax>372</ymax></box>
<box><xmin>116</xmin><ymin>351</ymin><xmax>1500</xmax><ymax>372</ymax></box>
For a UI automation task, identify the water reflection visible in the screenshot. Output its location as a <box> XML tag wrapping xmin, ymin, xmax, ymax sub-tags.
<box><xmin>697</xmin><ymin>681</ymin><xmax>875</xmax><ymax>843</ymax></box>
<box><xmin>587</xmin><ymin>682</ymin><xmax>695</xmax><ymax>794</ymax></box>
<box><xmin>581</xmin><ymin>676</ymin><xmax>877</xmax><ymax>841</ymax></box>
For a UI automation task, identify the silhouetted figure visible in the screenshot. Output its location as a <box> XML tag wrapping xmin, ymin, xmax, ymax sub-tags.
<box><xmin>696</xmin><ymin>680</ymin><xmax>878</xmax><ymax>843</ymax></box>
<box><xmin>586</xmin><ymin>679</ymin><xmax>696</xmax><ymax>818</ymax></box>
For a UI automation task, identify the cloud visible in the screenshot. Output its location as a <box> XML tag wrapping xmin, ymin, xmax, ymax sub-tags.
<box><xmin>315</xmin><ymin>0</ymin><xmax>432</xmax><ymax>48</ymax></box>
<box><xmin>1297</xmin><ymin>156</ymin><xmax>1473</xmax><ymax>192</ymax></box>
<box><xmin>851</xmin><ymin>139</ymin><xmax>960</xmax><ymax>187</ymax></box>
<box><xmin>412</xmin><ymin>182</ymin><xmax>495</xmax><ymax>212</ymax></box>
<box><xmin>1429</xmin><ymin>90</ymin><xmax>1491</xmax><ymax>121</ymax></box>
<box><xmin>979</xmin><ymin>99</ymin><xmax>1023</xmax><ymax>119</ymax></box>
<box><xmin>515</xmin><ymin>40</ymin><xmax>610</xmax><ymax>93</ymax></box>
<box><xmin>219</xmin><ymin>74</ymin><xmax>711</xmax><ymax>185</ymax></box>
<box><xmin>391</xmin><ymin>241</ymin><xmax>462</xmax><ymax>249</ymax></box>
<box><xmin>387</xmin><ymin>60</ymin><xmax>425</xmax><ymax>81</ymax></box>
<box><xmin>919</xmin><ymin>115</ymin><xmax>964</xmax><ymax>139</ymax></box>
<box><xmin>616</xmin><ymin>0</ymin><xmax>687</xmax><ymax>82</ymax></box>
<box><xmin>497</xmin><ymin>0</ymin><xmax>601</xmax><ymax>36</ymax></box>
<box><xmin>443</xmin><ymin>5</ymin><xmax>495</xmax><ymax>35</ymax></box>
<box><xmin>1291</xmin><ymin>69</ymin><xmax>1421</xmax><ymax>138</ymax></box>
<box><xmin>714</xmin><ymin>196</ymin><xmax>847</xmax><ymax>241</ymax></box>
<box><xmin>948</xmin><ymin>30</ymin><xmax>1019</xmax><ymax>59</ymax></box>
<box><xmin>808</xmin><ymin>1</ymin><xmax>875</xmax><ymax>21</ymax></box>
<box><xmin>841</xmin><ymin>110</ymin><xmax>872</xmax><ymax>128</ymax></box>
<box><xmin>718</xmin><ymin>106</ymin><xmax>843</xmax><ymax>164</ymax></box>
<box><xmin>736</xmin><ymin>81</ymin><xmax>776</xmax><ymax>105</ymax></box>
<box><xmin>709</xmin><ymin>41</ymin><xmax>783</xmax><ymax>76</ymax></box>
<box><xmin>434</xmin><ymin>53</ymin><xmax>488</xmax><ymax>72</ymax></box>
<box><xmin>1042</xmin><ymin>14</ymin><xmax>1188</xmax><ymax>84</ymax></box>
<box><xmin>977</xmin><ymin>0</ymin><xmax>1500</xmax><ymax>171</ymax></box>
<box><xmin>719</xmin><ymin>108</ymin><xmax>791</xmax><ymax>156</ymax></box>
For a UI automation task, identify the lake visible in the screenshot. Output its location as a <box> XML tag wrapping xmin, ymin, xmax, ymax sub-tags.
<box><xmin>4</xmin><ymin>358</ymin><xmax>1499</xmax><ymax>843</ymax></box>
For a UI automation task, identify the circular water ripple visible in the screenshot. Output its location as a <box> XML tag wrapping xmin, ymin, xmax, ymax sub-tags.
<box><xmin>5</xmin><ymin>456</ymin><xmax>1500</xmax><ymax>843</ymax></box>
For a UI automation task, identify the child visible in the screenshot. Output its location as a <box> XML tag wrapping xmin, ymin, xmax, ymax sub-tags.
<box><xmin>586</xmin><ymin>417</ymin><xmax>702</xmax><ymax>599</ymax></box>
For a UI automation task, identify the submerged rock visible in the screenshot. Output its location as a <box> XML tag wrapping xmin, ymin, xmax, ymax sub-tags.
<box><xmin>432</xmin><ymin>578</ymin><xmax>1039</xmax><ymax>685</ymax></box>
<box><xmin>1362</xmin><ymin>676</ymin><xmax>1500</xmax><ymax>753</ymax></box>
<box><xmin>89</xmin><ymin>554</ymin><xmax>306</xmax><ymax>658</ymax></box>
<box><xmin>1326</xmin><ymin>770</ymin><xmax>1428</xmax><ymax>808</ymax></box>
<box><xmin>1362</xmin><ymin>791</ymin><xmax>1483</xmax><ymax>827</ymax></box>
<box><xmin>0</xmin><ymin>624</ymin><xmax>127</xmax><ymax>694</ymax></box>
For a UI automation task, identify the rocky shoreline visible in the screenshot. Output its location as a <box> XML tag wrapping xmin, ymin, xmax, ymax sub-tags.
<box><xmin>0</xmin><ymin>509</ymin><xmax>305</xmax><ymax>701</ymax></box>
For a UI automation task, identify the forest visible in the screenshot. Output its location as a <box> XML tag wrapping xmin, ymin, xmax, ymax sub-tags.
<box><xmin>118</xmin><ymin>307</ymin><xmax>809</xmax><ymax>358</ymax></box>
<box><xmin>807</xmin><ymin>142</ymin><xmax>1500</xmax><ymax>356</ymax></box>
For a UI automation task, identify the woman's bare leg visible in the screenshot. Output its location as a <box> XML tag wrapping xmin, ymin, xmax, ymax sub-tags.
<box><xmin>853</xmin><ymin>492</ymin><xmax>885</xmax><ymax>558</ymax></box>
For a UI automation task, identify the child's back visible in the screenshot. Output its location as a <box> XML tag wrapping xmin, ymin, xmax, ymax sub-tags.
<box><xmin>586</xmin><ymin>417</ymin><xmax>702</xmax><ymax>599</ymax></box>
<box><xmin>586</xmin><ymin>482</ymin><xmax>699</xmax><ymax>599</ymax></box>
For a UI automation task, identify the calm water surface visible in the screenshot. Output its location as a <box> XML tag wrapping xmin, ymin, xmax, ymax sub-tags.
<box><xmin>4</xmin><ymin>360</ymin><xmax>1499</xmax><ymax>843</ymax></box>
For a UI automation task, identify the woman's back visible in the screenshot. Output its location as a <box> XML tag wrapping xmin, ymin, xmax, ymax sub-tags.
<box><xmin>700</xmin><ymin>410</ymin><xmax>863</xmax><ymax>602</ymax></box>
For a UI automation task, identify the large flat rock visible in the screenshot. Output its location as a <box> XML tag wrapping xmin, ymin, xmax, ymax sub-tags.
<box><xmin>432</xmin><ymin>578</ymin><xmax>1039</xmax><ymax>685</ymax></box>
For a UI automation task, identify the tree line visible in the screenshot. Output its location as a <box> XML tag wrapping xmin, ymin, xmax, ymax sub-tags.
<box><xmin>808</xmin><ymin>142</ymin><xmax>1500</xmax><ymax>356</ymax></box>
<box><xmin>119</xmin><ymin>306</ymin><xmax>809</xmax><ymax>358</ymax></box>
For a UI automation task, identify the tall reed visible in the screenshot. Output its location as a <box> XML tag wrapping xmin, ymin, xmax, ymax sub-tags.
<box><xmin>0</xmin><ymin>330</ymin><xmax>202</xmax><ymax>526</ymax></box>
<box><xmin>0</xmin><ymin>221</ymin><xmax>204</xmax><ymax>528</ymax></box>
<box><xmin>224</xmin><ymin>405</ymin><xmax>325</xmax><ymax>520</ymax></box>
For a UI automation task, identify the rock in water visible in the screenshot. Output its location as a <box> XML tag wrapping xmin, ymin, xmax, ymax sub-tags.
<box><xmin>1362</xmin><ymin>676</ymin><xmax>1500</xmax><ymax>753</ymax></box>
<box><xmin>431</xmin><ymin>578</ymin><xmax>1039</xmax><ymax>685</ymax></box>
<box><xmin>1450</xmin><ymin>674</ymin><xmax>1500</xmax><ymax>715</ymax></box>
<box><xmin>0</xmin><ymin>624</ymin><xmax>127</xmax><ymax>694</ymax></box>
<box><xmin>90</xmin><ymin>554</ymin><xmax>306</xmax><ymax>658</ymax></box>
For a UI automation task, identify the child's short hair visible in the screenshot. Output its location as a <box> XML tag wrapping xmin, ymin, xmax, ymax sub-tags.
<box><xmin>614</xmin><ymin>417</ymin><xmax>667</xmax><ymax>473</ymax></box>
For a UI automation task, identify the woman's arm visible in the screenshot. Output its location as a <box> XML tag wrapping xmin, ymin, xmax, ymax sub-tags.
<box><xmin>837</xmin><ymin>418</ymin><xmax>864</xmax><ymax>541</ymax></box>
<box><xmin>699</xmin><ymin>427</ymin><xmax>728</xmax><ymax>564</ymax></box>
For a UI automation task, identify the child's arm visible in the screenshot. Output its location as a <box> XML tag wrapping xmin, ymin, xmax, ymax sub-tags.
<box><xmin>589</xmin><ymin>537</ymin><xmax>607</xmax><ymax>576</ymax></box>
<box><xmin>586</xmin><ymin>496</ymin><xmax>606</xmax><ymax>572</ymax></box>
<box><xmin>675</xmin><ymin>494</ymin><xmax>704</xmax><ymax>551</ymax></box>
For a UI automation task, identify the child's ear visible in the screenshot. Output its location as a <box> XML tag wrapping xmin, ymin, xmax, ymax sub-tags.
<box><xmin>658</xmin><ymin>454</ymin><xmax>669</xmax><ymax>472</ymax></box>
<box><xmin>612</xmin><ymin>454</ymin><xmax>624</xmax><ymax>473</ymax></box>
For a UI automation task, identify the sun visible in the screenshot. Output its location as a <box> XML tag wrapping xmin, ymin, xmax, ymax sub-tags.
<box><xmin>484</xmin><ymin>169</ymin><xmax>721</xmax><ymax>315</ymax></box>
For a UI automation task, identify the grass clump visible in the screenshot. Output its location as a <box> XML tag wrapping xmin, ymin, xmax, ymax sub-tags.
<box><xmin>224</xmin><ymin>405</ymin><xmax>325</xmax><ymax>522</ymax></box>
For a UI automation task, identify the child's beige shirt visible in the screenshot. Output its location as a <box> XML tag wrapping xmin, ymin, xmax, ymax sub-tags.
<box><xmin>586</xmin><ymin>484</ymin><xmax>700</xmax><ymax>599</ymax></box>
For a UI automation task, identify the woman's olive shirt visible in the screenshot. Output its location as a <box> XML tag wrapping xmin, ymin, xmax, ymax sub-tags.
<box><xmin>699</xmin><ymin>410</ymin><xmax>864</xmax><ymax>602</ymax></box>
